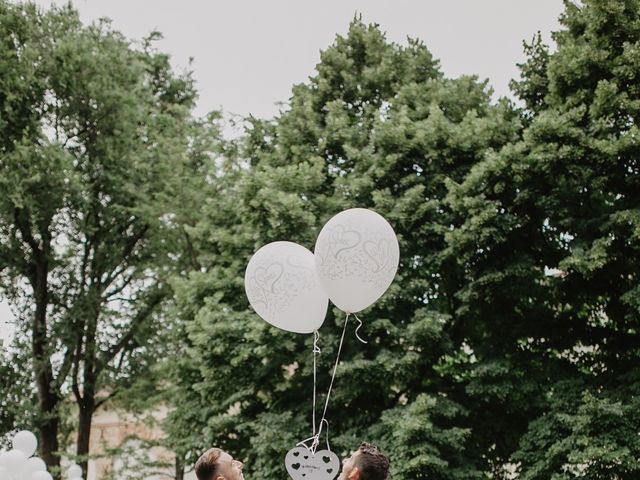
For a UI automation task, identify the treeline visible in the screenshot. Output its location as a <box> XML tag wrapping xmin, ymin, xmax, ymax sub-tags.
<box><xmin>1</xmin><ymin>1</ymin><xmax>639</xmax><ymax>479</ymax></box>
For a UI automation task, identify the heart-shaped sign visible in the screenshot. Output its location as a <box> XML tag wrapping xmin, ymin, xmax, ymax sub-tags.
<box><xmin>285</xmin><ymin>447</ymin><xmax>340</xmax><ymax>480</ymax></box>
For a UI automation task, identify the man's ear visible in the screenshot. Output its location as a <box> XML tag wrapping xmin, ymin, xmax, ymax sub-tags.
<box><xmin>214</xmin><ymin>476</ymin><xmax>225</xmax><ymax>480</ymax></box>
<box><xmin>348</xmin><ymin>467</ymin><xmax>360</xmax><ymax>480</ymax></box>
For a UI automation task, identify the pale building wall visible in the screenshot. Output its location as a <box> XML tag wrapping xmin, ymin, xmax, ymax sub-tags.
<box><xmin>87</xmin><ymin>405</ymin><xmax>196</xmax><ymax>480</ymax></box>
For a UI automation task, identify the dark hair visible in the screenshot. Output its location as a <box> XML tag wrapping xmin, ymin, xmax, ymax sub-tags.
<box><xmin>195</xmin><ymin>448</ymin><xmax>222</xmax><ymax>480</ymax></box>
<box><xmin>355</xmin><ymin>442</ymin><xmax>390</xmax><ymax>480</ymax></box>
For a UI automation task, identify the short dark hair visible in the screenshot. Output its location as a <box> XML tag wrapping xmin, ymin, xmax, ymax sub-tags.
<box><xmin>355</xmin><ymin>442</ymin><xmax>390</xmax><ymax>480</ymax></box>
<box><xmin>195</xmin><ymin>448</ymin><xmax>221</xmax><ymax>480</ymax></box>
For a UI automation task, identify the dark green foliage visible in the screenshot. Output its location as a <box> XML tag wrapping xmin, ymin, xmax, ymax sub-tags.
<box><xmin>0</xmin><ymin>343</ymin><xmax>36</xmax><ymax>445</ymax></box>
<box><xmin>513</xmin><ymin>375</ymin><xmax>640</xmax><ymax>479</ymax></box>
<box><xmin>447</xmin><ymin>0</ymin><xmax>640</xmax><ymax>477</ymax></box>
<box><xmin>165</xmin><ymin>19</ymin><xmax>519</xmax><ymax>479</ymax></box>
<box><xmin>0</xmin><ymin>1</ymin><xmax>197</xmax><ymax>473</ymax></box>
<box><xmin>168</xmin><ymin>3</ymin><xmax>640</xmax><ymax>479</ymax></box>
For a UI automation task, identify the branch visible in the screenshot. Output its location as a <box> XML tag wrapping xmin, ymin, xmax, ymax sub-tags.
<box><xmin>94</xmin><ymin>387</ymin><xmax>120</xmax><ymax>411</ymax></box>
<box><xmin>182</xmin><ymin>228</ymin><xmax>201</xmax><ymax>271</ymax></box>
<box><xmin>115</xmin><ymin>349</ymin><xmax>128</xmax><ymax>377</ymax></box>
<box><xmin>55</xmin><ymin>345</ymin><xmax>75</xmax><ymax>389</ymax></box>
<box><xmin>102</xmin><ymin>272</ymin><xmax>136</xmax><ymax>300</ymax></box>
<box><xmin>96</xmin><ymin>286</ymin><xmax>167</xmax><ymax>372</ymax></box>
<box><xmin>13</xmin><ymin>207</ymin><xmax>41</xmax><ymax>257</ymax></box>
<box><xmin>72</xmin><ymin>334</ymin><xmax>83</xmax><ymax>404</ymax></box>
<box><xmin>62</xmin><ymin>108</ymin><xmax>114</xmax><ymax>149</ymax></box>
<box><xmin>79</xmin><ymin>236</ymin><xmax>91</xmax><ymax>292</ymax></box>
<box><xmin>100</xmin><ymin>224</ymin><xmax>149</xmax><ymax>289</ymax></box>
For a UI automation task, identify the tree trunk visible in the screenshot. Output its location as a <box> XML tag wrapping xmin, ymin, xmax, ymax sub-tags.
<box><xmin>37</xmin><ymin>396</ymin><xmax>60</xmax><ymax>473</ymax></box>
<box><xmin>76</xmin><ymin>295</ymin><xmax>101</xmax><ymax>477</ymax></box>
<box><xmin>175</xmin><ymin>456</ymin><xmax>184</xmax><ymax>480</ymax></box>
<box><xmin>76</xmin><ymin>394</ymin><xmax>96</xmax><ymax>476</ymax></box>
<box><xmin>32</xmin><ymin>260</ymin><xmax>61</xmax><ymax>474</ymax></box>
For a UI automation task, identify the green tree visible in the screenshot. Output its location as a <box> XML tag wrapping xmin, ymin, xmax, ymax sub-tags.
<box><xmin>446</xmin><ymin>0</ymin><xmax>640</xmax><ymax>476</ymax></box>
<box><xmin>165</xmin><ymin>19</ymin><xmax>519</xmax><ymax>479</ymax></box>
<box><xmin>0</xmin><ymin>2</ymin><xmax>196</xmax><ymax>474</ymax></box>
<box><xmin>0</xmin><ymin>341</ymin><xmax>36</xmax><ymax>446</ymax></box>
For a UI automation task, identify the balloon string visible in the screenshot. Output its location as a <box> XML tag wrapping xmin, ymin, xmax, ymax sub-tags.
<box><xmin>312</xmin><ymin>330</ymin><xmax>320</xmax><ymax>438</ymax></box>
<box><xmin>296</xmin><ymin>419</ymin><xmax>331</xmax><ymax>453</ymax></box>
<box><xmin>296</xmin><ymin>436</ymin><xmax>316</xmax><ymax>450</ymax></box>
<box><xmin>322</xmin><ymin>418</ymin><xmax>331</xmax><ymax>452</ymax></box>
<box><xmin>352</xmin><ymin>313</ymin><xmax>368</xmax><ymax>344</ymax></box>
<box><xmin>313</xmin><ymin>312</ymin><xmax>350</xmax><ymax>454</ymax></box>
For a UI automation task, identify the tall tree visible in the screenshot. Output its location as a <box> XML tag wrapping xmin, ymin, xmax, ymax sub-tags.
<box><xmin>0</xmin><ymin>2</ymin><xmax>196</xmax><ymax>474</ymax></box>
<box><xmin>165</xmin><ymin>19</ymin><xmax>519</xmax><ymax>479</ymax></box>
<box><xmin>447</xmin><ymin>0</ymin><xmax>640</xmax><ymax>477</ymax></box>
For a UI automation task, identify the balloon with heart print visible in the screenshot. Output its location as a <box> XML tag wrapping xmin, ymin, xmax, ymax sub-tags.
<box><xmin>245</xmin><ymin>241</ymin><xmax>329</xmax><ymax>333</ymax></box>
<box><xmin>314</xmin><ymin>208</ymin><xmax>399</xmax><ymax>313</ymax></box>
<box><xmin>285</xmin><ymin>447</ymin><xmax>339</xmax><ymax>480</ymax></box>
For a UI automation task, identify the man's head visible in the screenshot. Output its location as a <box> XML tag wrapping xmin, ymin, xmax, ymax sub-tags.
<box><xmin>195</xmin><ymin>448</ymin><xmax>244</xmax><ymax>480</ymax></box>
<box><xmin>339</xmin><ymin>442</ymin><xmax>390</xmax><ymax>480</ymax></box>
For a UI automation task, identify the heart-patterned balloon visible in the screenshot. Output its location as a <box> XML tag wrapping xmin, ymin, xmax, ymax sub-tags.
<box><xmin>285</xmin><ymin>447</ymin><xmax>340</xmax><ymax>480</ymax></box>
<box><xmin>245</xmin><ymin>242</ymin><xmax>329</xmax><ymax>333</ymax></box>
<box><xmin>314</xmin><ymin>208</ymin><xmax>400</xmax><ymax>313</ymax></box>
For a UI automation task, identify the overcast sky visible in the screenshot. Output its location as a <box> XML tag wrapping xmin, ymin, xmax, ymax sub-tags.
<box><xmin>1</xmin><ymin>0</ymin><xmax>564</xmax><ymax>342</ymax></box>
<box><xmin>39</xmin><ymin>0</ymin><xmax>563</xmax><ymax>119</ymax></box>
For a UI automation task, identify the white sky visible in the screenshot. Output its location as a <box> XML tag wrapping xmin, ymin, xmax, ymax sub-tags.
<box><xmin>37</xmin><ymin>0</ymin><xmax>563</xmax><ymax>118</ymax></box>
<box><xmin>1</xmin><ymin>0</ymin><xmax>564</xmax><ymax>343</ymax></box>
<box><xmin>0</xmin><ymin>301</ymin><xmax>14</xmax><ymax>344</ymax></box>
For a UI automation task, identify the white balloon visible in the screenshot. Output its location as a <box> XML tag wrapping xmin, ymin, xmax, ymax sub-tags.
<box><xmin>245</xmin><ymin>241</ymin><xmax>329</xmax><ymax>334</ymax></box>
<box><xmin>2</xmin><ymin>449</ymin><xmax>27</xmax><ymax>475</ymax></box>
<box><xmin>315</xmin><ymin>208</ymin><xmax>400</xmax><ymax>313</ymax></box>
<box><xmin>13</xmin><ymin>431</ymin><xmax>37</xmax><ymax>457</ymax></box>
<box><xmin>31</xmin><ymin>471</ymin><xmax>53</xmax><ymax>480</ymax></box>
<box><xmin>24</xmin><ymin>457</ymin><xmax>46</xmax><ymax>474</ymax></box>
<box><xmin>68</xmin><ymin>464</ymin><xmax>83</xmax><ymax>479</ymax></box>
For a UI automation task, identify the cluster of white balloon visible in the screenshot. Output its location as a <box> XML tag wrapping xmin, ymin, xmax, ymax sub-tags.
<box><xmin>0</xmin><ymin>431</ymin><xmax>83</xmax><ymax>480</ymax></box>
<box><xmin>245</xmin><ymin>208</ymin><xmax>400</xmax><ymax>333</ymax></box>
<box><xmin>245</xmin><ymin>208</ymin><xmax>399</xmax><ymax>480</ymax></box>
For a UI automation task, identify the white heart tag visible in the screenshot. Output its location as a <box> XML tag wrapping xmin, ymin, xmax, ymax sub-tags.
<box><xmin>285</xmin><ymin>447</ymin><xmax>339</xmax><ymax>480</ymax></box>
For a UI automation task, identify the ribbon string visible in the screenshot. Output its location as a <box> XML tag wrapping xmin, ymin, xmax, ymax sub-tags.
<box><xmin>312</xmin><ymin>330</ymin><xmax>320</xmax><ymax>437</ymax></box>
<box><xmin>311</xmin><ymin>312</ymin><xmax>350</xmax><ymax>454</ymax></box>
<box><xmin>298</xmin><ymin>312</ymin><xmax>368</xmax><ymax>455</ymax></box>
<box><xmin>352</xmin><ymin>313</ymin><xmax>368</xmax><ymax>344</ymax></box>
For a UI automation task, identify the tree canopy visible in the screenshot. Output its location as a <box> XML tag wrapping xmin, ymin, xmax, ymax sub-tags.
<box><xmin>448</xmin><ymin>1</ymin><xmax>640</xmax><ymax>477</ymax></box>
<box><xmin>2</xmin><ymin>1</ymin><xmax>639</xmax><ymax>480</ymax></box>
<box><xmin>0</xmin><ymin>1</ymin><xmax>198</xmax><ymax>474</ymax></box>
<box><xmin>166</xmin><ymin>2</ymin><xmax>640</xmax><ymax>479</ymax></box>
